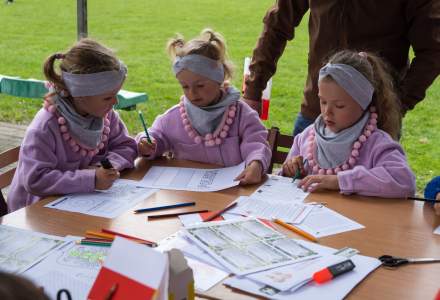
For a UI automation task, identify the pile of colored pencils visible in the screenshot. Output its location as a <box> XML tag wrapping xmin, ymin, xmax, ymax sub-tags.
<box><xmin>78</xmin><ymin>229</ymin><xmax>157</xmax><ymax>247</ymax></box>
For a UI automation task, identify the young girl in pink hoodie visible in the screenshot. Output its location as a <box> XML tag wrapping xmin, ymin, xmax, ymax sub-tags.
<box><xmin>282</xmin><ymin>50</ymin><xmax>415</xmax><ymax>198</ymax></box>
<box><xmin>137</xmin><ymin>29</ymin><xmax>271</xmax><ymax>185</ymax></box>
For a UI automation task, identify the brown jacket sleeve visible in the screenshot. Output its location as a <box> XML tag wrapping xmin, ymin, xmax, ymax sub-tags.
<box><xmin>401</xmin><ymin>0</ymin><xmax>440</xmax><ymax>111</ymax></box>
<box><xmin>244</xmin><ymin>0</ymin><xmax>309</xmax><ymax>101</ymax></box>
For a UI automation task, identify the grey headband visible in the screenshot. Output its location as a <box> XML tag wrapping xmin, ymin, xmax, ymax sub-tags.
<box><xmin>173</xmin><ymin>54</ymin><xmax>224</xmax><ymax>83</ymax></box>
<box><xmin>62</xmin><ymin>62</ymin><xmax>127</xmax><ymax>97</ymax></box>
<box><xmin>319</xmin><ymin>63</ymin><xmax>374</xmax><ymax>110</ymax></box>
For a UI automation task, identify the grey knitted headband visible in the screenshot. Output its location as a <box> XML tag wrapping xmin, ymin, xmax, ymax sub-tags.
<box><xmin>319</xmin><ymin>63</ymin><xmax>374</xmax><ymax>110</ymax></box>
<box><xmin>173</xmin><ymin>54</ymin><xmax>224</xmax><ymax>83</ymax></box>
<box><xmin>62</xmin><ymin>62</ymin><xmax>127</xmax><ymax>97</ymax></box>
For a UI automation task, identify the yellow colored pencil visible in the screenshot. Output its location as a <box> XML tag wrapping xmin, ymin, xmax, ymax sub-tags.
<box><xmin>274</xmin><ymin>219</ymin><xmax>318</xmax><ymax>243</ymax></box>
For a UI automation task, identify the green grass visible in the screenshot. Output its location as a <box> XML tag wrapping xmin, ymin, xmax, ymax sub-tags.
<box><xmin>0</xmin><ymin>0</ymin><xmax>439</xmax><ymax>193</ymax></box>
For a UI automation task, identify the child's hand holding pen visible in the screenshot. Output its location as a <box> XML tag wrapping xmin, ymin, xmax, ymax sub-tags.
<box><xmin>95</xmin><ymin>158</ymin><xmax>119</xmax><ymax>190</ymax></box>
<box><xmin>138</xmin><ymin>138</ymin><xmax>157</xmax><ymax>156</ymax></box>
<box><xmin>282</xmin><ymin>155</ymin><xmax>307</xmax><ymax>179</ymax></box>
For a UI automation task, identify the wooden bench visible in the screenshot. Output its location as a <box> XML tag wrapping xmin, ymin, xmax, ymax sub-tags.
<box><xmin>0</xmin><ymin>75</ymin><xmax>148</xmax><ymax>110</ymax></box>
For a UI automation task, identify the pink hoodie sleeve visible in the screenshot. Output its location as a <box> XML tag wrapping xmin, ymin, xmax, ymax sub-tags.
<box><xmin>238</xmin><ymin>102</ymin><xmax>272</xmax><ymax>173</ymax></box>
<box><xmin>337</xmin><ymin>133</ymin><xmax>416</xmax><ymax>198</ymax></box>
<box><xmin>21</xmin><ymin>127</ymin><xmax>96</xmax><ymax>197</ymax></box>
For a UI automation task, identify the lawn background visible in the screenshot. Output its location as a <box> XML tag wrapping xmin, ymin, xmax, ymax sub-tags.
<box><xmin>0</xmin><ymin>0</ymin><xmax>438</xmax><ymax>193</ymax></box>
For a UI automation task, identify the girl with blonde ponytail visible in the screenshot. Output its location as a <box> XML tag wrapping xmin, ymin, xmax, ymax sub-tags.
<box><xmin>137</xmin><ymin>29</ymin><xmax>271</xmax><ymax>185</ymax></box>
<box><xmin>281</xmin><ymin>50</ymin><xmax>415</xmax><ymax>198</ymax></box>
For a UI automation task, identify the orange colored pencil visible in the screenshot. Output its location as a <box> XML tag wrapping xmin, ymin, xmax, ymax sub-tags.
<box><xmin>274</xmin><ymin>219</ymin><xmax>318</xmax><ymax>243</ymax></box>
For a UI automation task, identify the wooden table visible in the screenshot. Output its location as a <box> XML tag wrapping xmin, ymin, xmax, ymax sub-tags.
<box><xmin>2</xmin><ymin>158</ymin><xmax>440</xmax><ymax>299</ymax></box>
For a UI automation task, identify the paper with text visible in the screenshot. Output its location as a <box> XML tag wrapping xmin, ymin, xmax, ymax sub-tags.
<box><xmin>296</xmin><ymin>206</ymin><xmax>364</xmax><ymax>238</ymax></box>
<box><xmin>251</xmin><ymin>175</ymin><xmax>310</xmax><ymax>203</ymax></box>
<box><xmin>138</xmin><ymin>162</ymin><xmax>245</xmax><ymax>192</ymax></box>
<box><xmin>45</xmin><ymin>179</ymin><xmax>158</xmax><ymax>218</ymax></box>
<box><xmin>228</xmin><ymin>196</ymin><xmax>313</xmax><ymax>224</ymax></box>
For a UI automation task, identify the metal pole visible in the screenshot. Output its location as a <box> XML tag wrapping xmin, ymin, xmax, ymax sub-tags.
<box><xmin>77</xmin><ymin>0</ymin><xmax>88</xmax><ymax>40</ymax></box>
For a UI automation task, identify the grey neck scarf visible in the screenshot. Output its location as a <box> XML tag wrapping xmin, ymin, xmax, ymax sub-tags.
<box><xmin>314</xmin><ymin>112</ymin><xmax>369</xmax><ymax>169</ymax></box>
<box><xmin>54</xmin><ymin>94</ymin><xmax>103</xmax><ymax>149</ymax></box>
<box><xmin>184</xmin><ymin>86</ymin><xmax>240</xmax><ymax>136</ymax></box>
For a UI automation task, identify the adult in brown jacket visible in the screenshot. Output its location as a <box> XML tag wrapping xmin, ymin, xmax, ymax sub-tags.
<box><xmin>243</xmin><ymin>0</ymin><xmax>440</xmax><ymax>136</ymax></box>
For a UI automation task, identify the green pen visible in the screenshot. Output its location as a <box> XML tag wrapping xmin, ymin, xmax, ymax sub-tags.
<box><xmin>292</xmin><ymin>159</ymin><xmax>308</xmax><ymax>183</ymax></box>
<box><xmin>138</xmin><ymin>110</ymin><xmax>152</xmax><ymax>144</ymax></box>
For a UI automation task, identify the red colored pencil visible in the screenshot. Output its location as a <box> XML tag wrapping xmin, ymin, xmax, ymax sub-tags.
<box><xmin>203</xmin><ymin>202</ymin><xmax>238</xmax><ymax>222</ymax></box>
<box><xmin>101</xmin><ymin>229</ymin><xmax>157</xmax><ymax>247</ymax></box>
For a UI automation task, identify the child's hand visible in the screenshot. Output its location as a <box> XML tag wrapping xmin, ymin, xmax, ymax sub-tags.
<box><xmin>235</xmin><ymin>161</ymin><xmax>263</xmax><ymax>185</ymax></box>
<box><xmin>138</xmin><ymin>138</ymin><xmax>156</xmax><ymax>156</ymax></box>
<box><xmin>298</xmin><ymin>175</ymin><xmax>339</xmax><ymax>192</ymax></box>
<box><xmin>95</xmin><ymin>167</ymin><xmax>120</xmax><ymax>190</ymax></box>
<box><xmin>282</xmin><ymin>155</ymin><xmax>306</xmax><ymax>178</ymax></box>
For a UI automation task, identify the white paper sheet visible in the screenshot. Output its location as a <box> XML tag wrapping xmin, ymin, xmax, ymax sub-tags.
<box><xmin>137</xmin><ymin>162</ymin><xmax>245</xmax><ymax>192</ymax></box>
<box><xmin>227</xmin><ymin>196</ymin><xmax>313</xmax><ymax>224</ymax></box>
<box><xmin>223</xmin><ymin>241</ymin><xmax>382</xmax><ymax>300</ymax></box>
<box><xmin>434</xmin><ymin>225</ymin><xmax>440</xmax><ymax>235</ymax></box>
<box><xmin>251</xmin><ymin>175</ymin><xmax>310</xmax><ymax>203</ymax></box>
<box><xmin>45</xmin><ymin>179</ymin><xmax>158</xmax><ymax>218</ymax></box>
<box><xmin>0</xmin><ymin>225</ymin><xmax>65</xmax><ymax>274</ymax></box>
<box><xmin>295</xmin><ymin>206</ymin><xmax>364</xmax><ymax>238</ymax></box>
<box><xmin>184</xmin><ymin>218</ymin><xmax>319</xmax><ymax>275</ymax></box>
<box><xmin>24</xmin><ymin>240</ymin><xmax>109</xmax><ymax>300</ymax></box>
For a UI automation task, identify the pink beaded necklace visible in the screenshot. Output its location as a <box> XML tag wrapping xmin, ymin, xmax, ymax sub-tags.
<box><xmin>307</xmin><ymin>107</ymin><xmax>378</xmax><ymax>175</ymax></box>
<box><xmin>43</xmin><ymin>99</ymin><xmax>110</xmax><ymax>157</ymax></box>
<box><xmin>179</xmin><ymin>100</ymin><xmax>237</xmax><ymax>147</ymax></box>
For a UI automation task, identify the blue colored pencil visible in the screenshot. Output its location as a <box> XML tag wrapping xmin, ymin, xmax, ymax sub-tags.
<box><xmin>134</xmin><ymin>202</ymin><xmax>196</xmax><ymax>214</ymax></box>
<box><xmin>138</xmin><ymin>110</ymin><xmax>152</xmax><ymax>143</ymax></box>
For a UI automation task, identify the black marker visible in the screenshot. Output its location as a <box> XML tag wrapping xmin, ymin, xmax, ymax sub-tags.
<box><xmin>100</xmin><ymin>158</ymin><xmax>114</xmax><ymax>169</ymax></box>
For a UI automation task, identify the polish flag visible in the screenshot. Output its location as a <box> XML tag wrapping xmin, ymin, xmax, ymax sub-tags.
<box><xmin>88</xmin><ymin>237</ymin><xmax>169</xmax><ymax>300</ymax></box>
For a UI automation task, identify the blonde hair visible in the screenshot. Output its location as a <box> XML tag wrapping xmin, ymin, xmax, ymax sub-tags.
<box><xmin>43</xmin><ymin>38</ymin><xmax>121</xmax><ymax>96</ymax></box>
<box><xmin>325</xmin><ymin>50</ymin><xmax>402</xmax><ymax>140</ymax></box>
<box><xmin>166</xmin><ymin>28</ymin><xmax>234</xmax><ymax>82</ymax></box>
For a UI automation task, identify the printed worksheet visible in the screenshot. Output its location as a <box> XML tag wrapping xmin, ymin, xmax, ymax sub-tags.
<box><xmin>24</xmin><ymin>239</ymin><xmax>109</xmax><ymax>300</ymax></box>
<box><xmin>228</xmin><ymin>196</ymin><xmax>313</xmax><ymax>224</ymax></box>
<box><xmin>138</xmin><ymin>162</ymin><xmax>245</xmax><ymax>192</ymax></box>
<box><xmin>0</xmin><ymin>225</ymin><xmax>65</xmax><ymax>274</ymax></box>
<box><xmin>45</xmin><ymin>179</ymin><xmax>158</xmax><ymax>218</ymax></box>
<box><xmin>295</xmin><ymin>206</ymin><xmax>364</xmax><ymax>238</ymax></box>
<box><xmin>184</xmin><ymin>218</ymin><xmax>319</xmax><ymax>275</ymax></box>
<box><xmin>251</xmin><ymin>175</ymin><xmax>310</xmax><ymax>203</ymax></box>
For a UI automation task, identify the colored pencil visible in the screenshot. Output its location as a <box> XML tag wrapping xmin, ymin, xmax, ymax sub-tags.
<box><xmin>203</xmin><ymin>202</ymin><xmax>238</xmax><ymax>222</ymax></box>
<box><xmin>79</xmin><ymin>240</ymin><xmax>112</xmax><ymax>247</ymax></box>
<box><xmin>274</xmin><ymin>218</ymin><xmax>318</xmax><ymax>243</ymax></box>
<box><xmin>138</xmin><ymin>110</ymin><xmax>152</xmax><ymax>143</ymax></box>
<box><xmin>101</xmin><ymin>229</ymin><xmax>157</xmax><ymax>246</ymax></box>
<box><xmin>147</xmin><ymin>210</ymin><xmax>209</xmax><ymax>220</ymax></box>
<box><xmin>408</xmin><ymin>196</ymin><xmax>440</xmax><ymax>203</ymax></box>
<box><xmin>85</xmin><ymin>230</ymin><xmax>156</xmax><ymax>247</ymax></box>
<box><xmin>86</xmin><ymin>230</ymin><xmax>115</xmax><ymax>240</ymax></box>
<box><xmin>134</xmin><ymin>202</ymin><xmax>196</xmax><ymax>214</ymax></box>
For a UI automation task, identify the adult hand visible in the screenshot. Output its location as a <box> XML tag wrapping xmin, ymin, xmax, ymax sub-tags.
<box><xmin>235</xmin><ymin>160</ymin><xmax>263</xmax><ymax>185</ymax></box>
<box><xmin>242</xmin><ymin>98</ymin><xmax>262</xmax><ymax>115</ymax></box>
<box><xmin>282</xmin><ymin>155</ymin><xmax>306</xmax><ymax>178</ymax></box>
<box><xmin>138</xmin><ymin>138</ymin><xmax>156</xmax><ymax>157</ymax></box>
<box><xmin>95</xmin><ymin>167</ymin><xmax>120</xmax><ymax>190</ymax></box>
<box><xmin>298</xmin><ymin>175</ymin><xmax>340</xmax><ymax>192</ymax></box>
